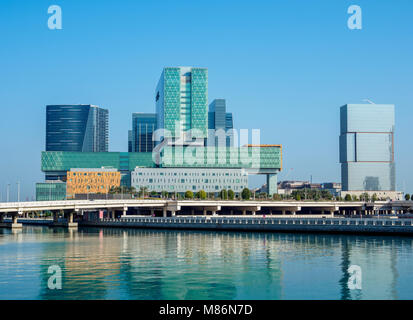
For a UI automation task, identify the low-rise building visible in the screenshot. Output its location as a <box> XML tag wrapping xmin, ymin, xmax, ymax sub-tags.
<box><xmin>66</xmin><ymin>168</ymin><xmax>121</xmax><ymax>199</ymax></box>
<box><xmin>36</xmin><ymin>181</ymin><xmax>66</xmax><ymax>201</ymax></box>
<box><xmin>322</xmin><ymin>182</ymin><xmax>342</xmax><ymax>197</ymax></box>
<box><xmin>131</xmin><ymin>167</ymin><xmax>248</xmax><ymax>194</ymax></box>
<box><xmin>340</xmin><ymin>190</ymin><xmax>403</xmax><ymax>201</ymax></box>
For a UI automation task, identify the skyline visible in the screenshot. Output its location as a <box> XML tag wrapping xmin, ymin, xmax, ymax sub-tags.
<box><xmin>1</xmin><ymin>0</ymin><xmax>413</xmax><ymax>201</ymax></box>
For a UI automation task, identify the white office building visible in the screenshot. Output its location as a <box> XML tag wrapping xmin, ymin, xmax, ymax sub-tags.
<box><xmin>131</xmin><ymin>167</ymin><xmax>248</xmax><ymax>193</ymax></box>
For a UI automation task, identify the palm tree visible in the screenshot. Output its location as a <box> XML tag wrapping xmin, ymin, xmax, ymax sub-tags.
<box><xmin>139</xmin><ymin>187</ymin><xmax>148</xmax><ymax>198</ymax></box>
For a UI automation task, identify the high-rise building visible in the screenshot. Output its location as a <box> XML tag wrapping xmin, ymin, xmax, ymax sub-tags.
<box><xmin>339</xmin><ymin>104</ymin><xmax>395</xmax><ymax>192</ymax></box>
<box><xmin>46</xmin><ymin>105</ymin><xmax>108</xmax><ymax>152</ymax></box>
<box><xmin>130</xmin><ymin>113</ymin><xmax>157</xmax><ymax>152</ymax></box>
<box><xmin>155</xmin><ymin>67</ymin><xmax>208</xmax><ymax>145</ymax></box>
<box><xmin>207</xmin><ymin>99</ymin><xmax>234</xmax><ymax>147</ymax></box>
<box><xmin>128</xmin><ymin>130</ymin><xmax>132</xmax><ymax>152</ymax></box>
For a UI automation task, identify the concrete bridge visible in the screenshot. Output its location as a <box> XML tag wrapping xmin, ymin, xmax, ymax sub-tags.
<box><xmin>0</xmin><ymin>199</ymin><xmax>412</xmax><ymax>229</ymax></box>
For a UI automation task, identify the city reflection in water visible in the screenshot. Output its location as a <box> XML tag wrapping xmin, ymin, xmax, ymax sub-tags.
<box><xmin>0</xmin><ymin>227</ymin><xmax>412</xmax><ymax>300</ymax></box>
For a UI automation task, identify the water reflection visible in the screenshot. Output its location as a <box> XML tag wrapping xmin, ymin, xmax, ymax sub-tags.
<box><xmin>0</xmin><ymin>227</ymin><xmax>412</xmax><ymax>300</ymax></box>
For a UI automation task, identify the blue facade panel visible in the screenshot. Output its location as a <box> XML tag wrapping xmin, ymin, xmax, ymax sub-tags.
<box><xmin>340</xmin><ymin>104</ymin><xmax>395</xmax><ymax>191</ymax></box>
<box><xmin>342</xmin><ymin>162</ymin><xmax>396</xmax><ymax>191</ymax></box>
<box><xmin>46</xmin><ymin>105</ymin><xmax>108</xmax><ymax>152</ymax></box>
<box><xmin>355</xmin><ymin>133</ymin><xmax>393</xmax><ymax>162</ymax></box>
<box><xmin>132</xmin><ymin>113</ymin><xmax>157</xmax><ymax>152</ymax></box>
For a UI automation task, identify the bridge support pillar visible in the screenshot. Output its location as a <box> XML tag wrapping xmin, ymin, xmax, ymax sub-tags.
<box><xmin>203</xmin><ymin>209</ymin><xmax>207</xmax><ymax>216</ymax></box>
<box><xmin>212</xmin><ymin>210</ymin><xmax>217</xmax><ymax>216</ymax></box>
<box><xmin>11</xmin><ymin>214</ymin><xmax>22</xmax><ymax>229</ymax></box>
<box><xmin>267</xmin><ymin>173</ymin><xmax>278</xmax><ymax>197</ymax></box>
<box><xmin>242</xmin><ymin>209</ymin><xmax>246</xmax><ymax>216</ymax></box>
<box><xmin>230</xmin><ymin>210</ymin><xmax>234</xmax><ymax>215</ymax></box>
<box><xmin>50</xmin><ymin>211</ymin><xmax>77</xmax><ymax>229</ymax></box>
<box><xmin>163</xmin><ymin>208</ymin><xmax>167</xmax><ymax>217</ymax></box>
<box><xmin>269</xmin><ymin>209</ymin><xmax>272</xmax><ymax>215</ymax></box>
<box><xmin>282</xmin><ymin>210</ymin><xmax>286</xmax><ymax>215</ymax></box>
<box><xmin>291</xmin><ymin>210</ymin><xmax>296</xmax><ymax>216</ymax></box>
<box><xmin>191</xmin><ymin>209</ymin><xmax>195</xmax><ymax>216</ymax></box>
<box><xmin>171</xmin><ymin>210</ymin><xmax>176</xmax><ymax>217</ymax></box>
<box><xmin>330</xmin><ymin>210</ymin><xmax>334</xmax><ymax>217</ymax></box>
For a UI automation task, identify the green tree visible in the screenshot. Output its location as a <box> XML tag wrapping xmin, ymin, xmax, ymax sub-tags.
<box><xmin>241</xmin><ymin>188</ymin><xmax>251</xmax><ymax>200</ymax></box>
<box><xmin>344</xmin><ymin>194</ymin><xmax>352</xmax><ymax>201</ymax></box>
<box><xmin>185</xmin><ymin>190</ymin><xmax>194</xmax><ymax>199</ymax></box>
<box><xmin>352</xmin><ymin>195</ymin><xmax>358</xmax><ymax>201</ymax></box>
<box><xmin>295</xmin><ymin>194</ymin><xmax>301</xmax><ymax>201</ymax></box>
<box><xmin>405</xmin><ymin>194</ymin><xmax>411</xmax><ymax>201</ymax></box>
<box><xmin>372</xmin><ymin>193</ymin><xmax>378</xmax><ymax>202</ymax></box>
<box><xmin>228</xmin><ymin>189</ymin><xmax>235</xmax><ymax>200</ymax></box>
<box><xmin>360</xmin><ymin>192</ymin><xmax>370</xmax><ymax>202</ymax></box>
<box><xmin>273</xmin><ymin>193</ymin><xmax>282</xmax><ymax>201</ymax></box>
<box><xmin>321</xmin><ymin>190</ymin><xmax>333</xmax><ymax>200</ymax></box>
<box><xmin>197</xmin><ymin>190</ymin><xmax>207</xmax><ymax>200</ymax></box>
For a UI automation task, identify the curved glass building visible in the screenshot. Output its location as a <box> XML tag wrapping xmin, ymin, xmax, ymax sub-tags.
<box><xmin>46</xmin><ymin>105</ymin><xmax>108</xmax><ymax>152</ymax></box>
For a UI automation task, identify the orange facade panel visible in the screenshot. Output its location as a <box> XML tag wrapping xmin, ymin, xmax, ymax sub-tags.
<box><xmin>66</xmin><ymin>171</ymin><xmax>121</xmax><ymax>198</ymax></box>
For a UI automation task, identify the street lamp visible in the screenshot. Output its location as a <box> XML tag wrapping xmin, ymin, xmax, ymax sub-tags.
<box><xmin>7</xmin><ymin>184</ymin><xmax>10</xmax><ymax>202</ymax></box>
<box><xmin>17</xmin><ymin>181</ymin><xmax>20</xmax><ymax>202</ymax></box>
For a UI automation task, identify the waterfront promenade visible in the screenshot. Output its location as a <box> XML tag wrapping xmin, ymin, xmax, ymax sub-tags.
<box><xmin>80</xmin><ymin>215</ymin><xmax>413</xmax><ymax>235</ymax></box>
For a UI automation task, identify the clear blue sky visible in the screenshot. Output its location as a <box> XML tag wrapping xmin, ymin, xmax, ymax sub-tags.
<box><xmin>1</xmin><ymin>0</ymin><xmax>412</xmax><ymax>201</ymax></box>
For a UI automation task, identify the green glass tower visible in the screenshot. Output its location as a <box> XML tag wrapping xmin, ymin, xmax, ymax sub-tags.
<box><xmin>155</xmin><ymin>67</ymin><xmax>208</xmax><ymax>145</ymax></box>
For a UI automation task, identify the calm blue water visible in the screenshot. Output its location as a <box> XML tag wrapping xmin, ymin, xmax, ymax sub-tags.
<box><xmin>0</xmin><ymin>226</ymin><xmax>412</xmax><ymax>300</ymax></box>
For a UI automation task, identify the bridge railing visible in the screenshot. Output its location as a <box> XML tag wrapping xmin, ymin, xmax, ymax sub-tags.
<box><xmin>99</xmin><ymin>217</ymin><xmax>413</xmax><ymax>227</ymax></box>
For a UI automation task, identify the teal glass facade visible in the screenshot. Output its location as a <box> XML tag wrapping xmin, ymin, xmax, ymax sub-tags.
<box><xmin>339</xmin><ymin>104</ymin><xmax>395</xmax><ymax>191</ymax></box>
<box><xmin>41</xmin><ymin>146</ymin><xmax>282</xmax><ymax>191</ymax></box>
<box><xmin>161</xmin><ymin>146</ymin><xmax>281</xmax><ymax>169</ymax></box>
<box><xmin>156</xmin><ymin>67</ymin><xmax>208</xmax><ymax>141</ymax></box>
<box><xmin>42</xmin><ymin>147</ymin><xmax>281</xmax><ymax>172</ymax></box>
<box><xmin>36</xmin><ymin>182</ymin><xmax>66</xmax><ymax>201</ymax></box>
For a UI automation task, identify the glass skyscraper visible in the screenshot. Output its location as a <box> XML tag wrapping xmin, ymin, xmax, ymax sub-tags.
<box><xmin>340</xmin><ymin>104</ymin><xmax>395</xmax><ymax>191</ymax></box>
<box><xmin>130</xmin><ymin>113</ymin><xmax>157</xmax><ymax>152</ymax></box>
<box><xmin>155</xmin><ymin>67</ymin><xmax>208</xmax><ymax>145</ymax></box>
<box><xmin>46</xmin><ymin>105</ymin><xmax>108</xmax><ymax>152</ymax></box>
<box><xmin>208</xmin><ymin>99</ymin><xmax>234</xmax><ymax>147</ymax></box>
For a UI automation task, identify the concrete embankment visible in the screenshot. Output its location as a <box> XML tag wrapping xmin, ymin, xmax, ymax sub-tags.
<box><xmin>79</xmin><ymin>216</ymin><xmax>413</xmax><ymax>236</ymax></box>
